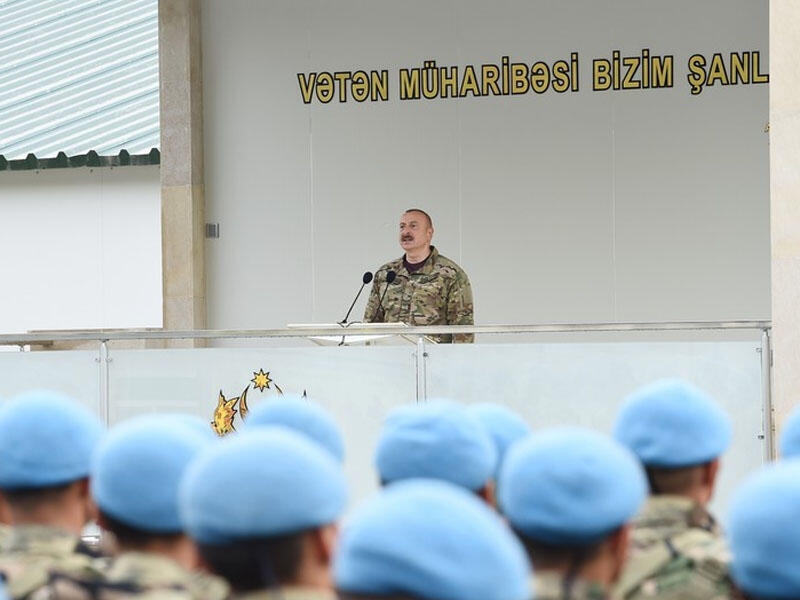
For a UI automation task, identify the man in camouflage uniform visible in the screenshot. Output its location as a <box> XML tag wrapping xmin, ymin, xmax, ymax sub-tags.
<box><xmin>612</xmin><ymin>379</ymin><xmax>733</xmax><ymax>600</ymax></box>
<box><xmin>0</xmin><ymin>391</ymin><xmax>106</xmax><ymax>600</ymax></box>
<box><xmin>499</xmin><ymin>427</ymin><xmax>648</xmax><ymax>600</ymax></box>
<box><xmin>179</xmin><ymin>428</ymin><xmax>348</xmax><ymax>600</ymax></box>
<box><xmin>364</xmin><ymin>209</ymin><xmax>474</xmax><ymax>343</ymax></box>
<box><xmin>36</xmin><ymin>414</ymin><xmax>228</xmax><ymax>600</ymax></box>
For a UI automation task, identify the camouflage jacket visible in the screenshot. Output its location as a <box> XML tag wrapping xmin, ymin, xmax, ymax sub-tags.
<box><xmin>363</xmin><ymin>246</ymin><xmax>474</xmax><ymax>343</ymax></box>
<box><xmin>0</xmin><ymin>525</ymin><xmax>102</xmax><ymax>600</ymax></box>
<box><xmin>231</xmin><ymin>588</ymin><xmax>336</xmax><ymax>600</ymax></box>
<box><xmin>31</xmin><ymin>551</ymin><xmax>229</xmax><ymax>600</ymax></box>
<box><xmin>534</xmin><ymin>571</ymin><xmax>608</xmax><ymax>600</ymax></box>
<box><xmin>614</xmin><ymin>496</ymin><xmax>731</xmax><ymax>600</ymax></box>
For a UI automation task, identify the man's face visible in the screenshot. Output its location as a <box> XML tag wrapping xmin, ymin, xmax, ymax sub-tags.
<box><xmin>399</xmin><ymin>211</ymin><xmax>433</xmax><ymax>255</ymax></box>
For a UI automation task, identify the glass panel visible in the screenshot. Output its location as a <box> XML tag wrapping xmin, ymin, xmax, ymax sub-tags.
<box><xmin>424</xmin><ymin>338</ymin><xmax>764</xmax><ymax>522</ymax></box>
<box><xmin>107</xmin><ymin>344</ymin><xmax>418</xmax><ymax>508</ymax></box>
<box><xmin>0</xmin><ymin>348</ymin><xmax>101</xmax><ymax>416</ymax></box>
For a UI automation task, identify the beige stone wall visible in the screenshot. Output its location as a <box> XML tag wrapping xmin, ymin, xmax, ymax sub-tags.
<box><xmin>770</xmin><ymin>2</ymin><xmax>800</xmax><ymax>447</ymax></box>
<box><xmin>159</xmin><ymin>0</ymin><xmax>205</xmax><ymax>346</ymax></box>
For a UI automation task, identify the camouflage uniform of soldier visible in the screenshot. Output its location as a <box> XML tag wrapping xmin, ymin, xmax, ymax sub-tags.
<box><xmin>614</xmin><ymin>497</ymin><xmax>730</xmax><ymax>600</ymax></box>
<box><xmin>612</xmin><ymin>379</ymin><xmax>733</xmax><ymax>600</ymax></box>
<box><xmin>364</xmin><ymin>247</ymin><xmax>473</xmax><ymax>343</ymax></box>
<box><xmin>0</xmin><ymin>526</ymin><xmax>103</xmax><ymax>600</ymax></box>
<box><xmin>33</xmin><ymin>552</ymin><xmax>228</xmax><ymax>600</ymax></box>
<box><xmin>364</xmin><ymin>209</ymin><xmax>474</xmax><ymax>344</ymax></box>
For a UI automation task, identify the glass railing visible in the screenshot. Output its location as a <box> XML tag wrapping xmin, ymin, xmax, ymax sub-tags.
<box><xmin>0</xmin><ymin>320</ymin><xmax>772</xmax><ymax>521</ymax></box>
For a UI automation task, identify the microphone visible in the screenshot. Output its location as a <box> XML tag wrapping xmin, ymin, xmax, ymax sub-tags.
<box><xmin>376</xmin><ymin>270</ymin><xmax>397</xmax><ymax>318</ymax></box>
<box><xmin>340</xmin><ymin>271</ymin><xmax>373</xmax><ymax>324</ymax></box>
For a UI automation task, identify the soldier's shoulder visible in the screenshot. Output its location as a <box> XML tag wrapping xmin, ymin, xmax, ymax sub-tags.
<box><xmin>671</xmin><ymin>527</ymin><xmax>730</xmax><ymax>575</ymax></box>
<box><xmin>0</xmin><ymin>551</ymin><xmax>101</xmax><ymax>600</ymax></box>
<box><xmin>618</xmin><ymin>529</ymin><xmax>731</xmax><ymax>600</ymax></box>
<box><xmin>186</xmin><ymin>570</ymin><xmax>230</xmax><ymax>600</ymax></box>
<box><xmin>623</xmin><ymin>558</ymin><xmax>731</xmax><ymax>600</ymax></box>
<box><xmin>378</xmin><ymin>257</ymin><xmax>404</xmax><ymax>272</ymax></box>
<box><xmin>0</xmin><ymin>524</ymin><xmax>10</xmax><ymax>547</ymax></box>
<box><xmin>32</xmin><ymin>569</ymin><xmax>213</xmax><ymax>600</ymax></box>
<box><xmin>431</xmin><ymin>253</ymin><xmax>469</xmax><ymax>280</ymax></box>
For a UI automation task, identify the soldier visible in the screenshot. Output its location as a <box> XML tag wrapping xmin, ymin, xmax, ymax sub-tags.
<box><xmin>364</xmin><ymin>208</ymin><xmax>474</xmax><ymax>343</ymax></box>
<box><xmin>374</xmin><ymin>400</ymin><xmax>498</xmax><ymax>505</ymax></box>
<box><xmin>242</xmin><ymin>395</ymin><xmax>345</xmax><ymax>462</ymax></box>
<box><xmin>335</xmin><ymin>479</ymin><xmax>531</xmax><ymax>600</ymax></box>
<box><xmin>612</xmin><ymin>379</ymin><xmax>733</xmax><ymax>600</ymax></box>
<box><xmin>727</xmin><ymin>461</ymin><xmax>800</xmax><ymax>600</ymax></box>
<box><xmin>179</xmin><ymin>427</ymin><xmax>347</xmax><ymax>600</ymax></box>
<box><xmin>466</xmin><ymin>403</ymin><xmax>531</xmax><ymax>486</ymax></box>
<box><xmin>36</xmin><ymin>414</ymin><xmax>229</xmax><ymax>600</ymax></box>
<box><xmin>499</xmin><ymin>427</ymin><xmax>647</xmax><ymax>600</ymax></box>
<box><xmin>0</xmin><ymin>390</ymin><xmax>105</xmax><ymax>600</ymax></box>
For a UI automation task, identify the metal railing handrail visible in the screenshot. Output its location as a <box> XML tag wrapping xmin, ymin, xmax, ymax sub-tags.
<box><xmin>0</xmin><ymin>320</ymin><xmax>772</xmax><ymax>345</ymax></box>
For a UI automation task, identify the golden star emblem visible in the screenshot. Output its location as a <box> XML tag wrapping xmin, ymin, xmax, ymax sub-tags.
<box><xmin>251</xmin><ymin>368</ymin><xmax>272</xmax><ymax>392</ymax></box>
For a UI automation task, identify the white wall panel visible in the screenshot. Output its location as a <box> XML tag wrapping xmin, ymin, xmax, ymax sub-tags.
<box><xmin>0</xmin><ymin>166</ymin><xmax>162</xmax><ymax>333</ymax></box>
<box><xmin>202</xmin><ymin>0</ymin><xmax>769</xmax><ymax>329</ymax></box>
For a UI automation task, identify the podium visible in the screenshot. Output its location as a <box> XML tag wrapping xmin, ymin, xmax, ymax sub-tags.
<box><xmin>286</xmin><ymin>322</ymin><xmax>428</xmax><ymax>346</ymax></box>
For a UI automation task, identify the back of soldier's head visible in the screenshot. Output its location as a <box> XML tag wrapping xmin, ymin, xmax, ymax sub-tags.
<box><xmin>613</xmin><ymin>379</ymin><xmax>731</xmax><ymax>497</ymax></box>
<box><xmin>179</xmin><ymin>427</ymin><xmax>347</xmax><ymax>592</ymax></box>
<box><xmin>91</xmin><ymin>414</ymin><xmax>211</xmax><ymax>545</ymax></box>
<box><xmin>0</xmin><ymin>390</ymin><xmax>104</xmax><ymax>510</ymax></box>
<box><xmin>728</xmin><ymin>461</ymin><xmax>800</xmax><ymax>600</ymax></box>
<box><xmin>375</xmin><ymin>400</ymin><xmax>497</xmax><ymax>493</ymax></box>
<box><xmin>242</xmin><ymin>395</ymin><xmax>345</xmax><ymax>462</ymax></box>
<box><xmin>335</xmin><ymin>479</ymin><xmax>531</xmax><ymax>600</ymax></box>
<box><xmin>466</xmin><ymin>403</ymin><xmax>531</xmax><ymax>481</ymax></box>
<box><xmin>499</xmin><ymin>427</ymin><xmax>646</xmax><ymax>572</ymax></box>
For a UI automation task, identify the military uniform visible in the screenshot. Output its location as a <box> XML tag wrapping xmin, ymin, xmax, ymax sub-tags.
<box><xmin>363</xmin><ymin>246</ymin><xmax>474</xmax><ymax>343</ymax></box>
<box><xmin>0</xmin><ymin>525</ymin><xmax>102</xmax><ymax>600</ymax></box>
<box><xmin>31</xmin><ymin>552</ymin><xmax>229</xmax><ymax>600</ymax></box>
<box><xmin>614</xmin><ymin>496</ymin><xmax>731</xmax><ymax>600</ymax></box>
<box><xmin>535</xmin><ymin>572</ymin><xmax>608</xmax><ymax>600</ymax></box>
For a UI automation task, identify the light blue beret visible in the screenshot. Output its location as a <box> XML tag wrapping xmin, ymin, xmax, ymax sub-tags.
<box><xmin>779</xmin><ymin>404</ymin><xmax>800</xmax><ymax>458</ymax></box>
<box><xmin>0</xmin><ymin>390</ymin><xmax>104</xmax><ymax>489</ymax></box>
<box><xmin>375</xmin><ymin>400</ymin><xmax>497</xmax><ymax>491</ymax></box>
<box><xmin>467</xmin><ymin>403</ymin><xmax>531</xmax><ymax>477</ymax></box>
<box><xmin>179</xmin><ymin>427</ymin><xmax>347</xmax><ymax>544</ymax></box>
<box><xmin>728</xmin><ymin>462</ymin><xmax>800</xmax><ymax>599</ymax></box>
<box><xmin>166</xmin><ymin>413</ymin><xmax>218</xmax><ymax>441</ymax></box>
<box><xmin>613</xmin><ymin>379</ymin><xmax>731</xmax><ymax>467</ymax></box>
<box><xmin>499</xmin><ymin>427</ymin><xmax>647</xmax><ymax>545</ymax></box>
<box><xmin>335</xmin><ymin>479</ymin><xmax>531</xmax><ymax>600</ymax></box>
<box><xmin>242</xmin><ymin>395</ymin><xmax>344</xmax><ymax>462</ymax></box>
<box><xmin>91</xmin><ymin>414</ymin><xmax>210</xmax><ymax>532</ymax></box>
